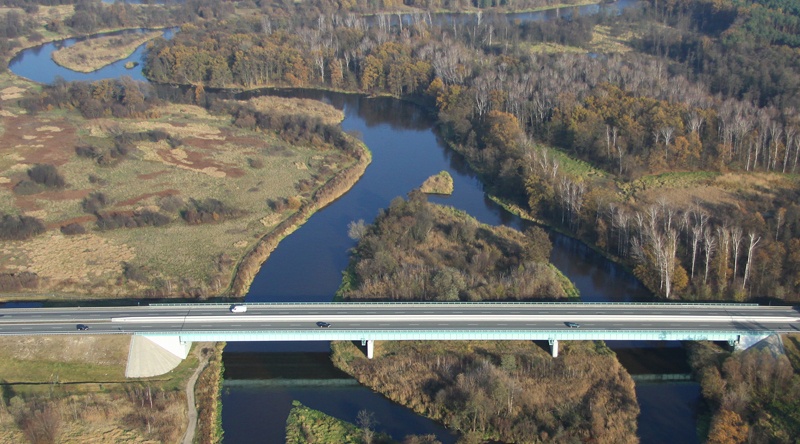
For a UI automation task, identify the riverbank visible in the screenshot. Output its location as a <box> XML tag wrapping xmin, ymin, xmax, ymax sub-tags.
<box><xmin>230</xmin><ymin>136</ymin><xmax>371</xmax><ymax>296</ymax></box>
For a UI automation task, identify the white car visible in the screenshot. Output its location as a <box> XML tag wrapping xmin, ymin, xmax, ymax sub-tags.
<box><xmin>230</xmin><ymin>305</ymin><xmax>247</xmax><ymax>313</ymax></box>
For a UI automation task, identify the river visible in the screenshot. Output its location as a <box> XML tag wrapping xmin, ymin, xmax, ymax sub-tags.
<box><xmin>8</xmin><ymin>2</ymin><xmax>701</xmax><ymax>443</ymax></box>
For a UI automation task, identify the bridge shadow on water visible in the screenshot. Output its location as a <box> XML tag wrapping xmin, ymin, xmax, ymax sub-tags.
<box><xmin>223</xmin><ymin>351</ymin><xmax>352</xmax><ymax>381</ymax></box>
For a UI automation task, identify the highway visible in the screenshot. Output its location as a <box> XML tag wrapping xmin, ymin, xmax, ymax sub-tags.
<box><xmin>0</xmin><ymin>303</ymin><xmax>798</xmax><ymax>335</ymax></box>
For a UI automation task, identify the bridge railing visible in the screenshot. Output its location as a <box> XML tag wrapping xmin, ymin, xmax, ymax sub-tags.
<box><xmin>150</xmin><ymin>301</ymin><xmax>762</xmax><ymax>307</ymax></box>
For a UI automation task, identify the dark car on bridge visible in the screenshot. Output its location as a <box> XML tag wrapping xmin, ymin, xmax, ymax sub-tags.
<box><xmin>76</xmin><ymin>324</ymin><xmax>90</xmax><ymax>331</ymax></box>
<box><xmin>565</xmin><ymin>322</ymin><xmax>580</xmax><ymax>328</ymax></box>
<box><xmin>316</xmin><ymin>322</ymin><xmax>331</xmax><ymax>328</ymax></box>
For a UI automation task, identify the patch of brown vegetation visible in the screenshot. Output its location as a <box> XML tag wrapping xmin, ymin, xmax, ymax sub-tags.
<box><xmin>51</xmin><ymin>31</ymin><xmax>162</xmax><ymax>73</ymax></box>
<box><xmin>114</xmin><ymin>189</ymin><xmax>179</xmax><ymax>208</ymax></box>
<box><xmin>193</xmin><ymin>343</ymin><xmax>224</xmax><ymax>444</ymax></box>
<box><xmin>0</xmin><ymin>115</ymin><xmax>76</xmax><ymax>169</ymax></box>
<box><xmin>243</xmin><ymin>96</ymin><xmax>345</xmax><ymax>125</ymax></box>
<box><xmin>419</xmin><ymin>170</ymin><xmax>454</xmax><ymax>195</ymax></box>
<box><xmin>636</xmin><ymin>185</ymin><xmax>741</xmax><ymax>209</ymax></box>
<box><xmin>0</xmin><ymin>86</ymin><xmax>25</xmax><ymax>100</ymax></box>
<box><xmin>0</xmin><ymin>232</ymin><xmax>135</xmax><ymax>285</ymax></box>
<box><xmin>332</xmin><ymin>340</ymin><xmax>638</xmax><ymax>443</ymax></box>
<box><xmin>0</xmin><ymin>335</ymin><xmax>129</xmax><ymax>367</ymax></box>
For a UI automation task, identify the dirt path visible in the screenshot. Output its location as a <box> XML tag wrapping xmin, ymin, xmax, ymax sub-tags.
<box><xmin>182</xmin><ymin>353</ymin><xmax>210</xmax><ymax>444</ymax></box>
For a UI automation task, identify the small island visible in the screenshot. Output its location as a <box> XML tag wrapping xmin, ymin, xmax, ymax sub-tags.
<box><xmin>420</xmin><ymin>171</ymin><xmax>454</xmax><ymax>195</ymax></box>
<box><xmin>51</xmin><ymin>31</ymin><xmax>161</xmax><ymax>73</ymax></box>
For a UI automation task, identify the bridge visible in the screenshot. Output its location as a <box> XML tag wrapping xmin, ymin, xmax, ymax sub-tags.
<box><xmin>1</xmin><ymin>302</ymin><xmax>798</xmax><ymax>377</ymax></box>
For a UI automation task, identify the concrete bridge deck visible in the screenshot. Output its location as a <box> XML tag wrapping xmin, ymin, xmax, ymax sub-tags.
<box><xmin>1</xmin><ymin>302</ymin><xmax>798</xmax><ymax>376</ymax></box>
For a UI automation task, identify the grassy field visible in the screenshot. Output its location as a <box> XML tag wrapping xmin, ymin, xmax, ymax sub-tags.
<box><xmin>51</xmin><ymin>31</ymin><xmax>162</xmax><ymax>73</ymax></box>
<box><xmin>0</xmin><ymin>73</ymin><xmax>360</xmax><ymax>299</ymax></box>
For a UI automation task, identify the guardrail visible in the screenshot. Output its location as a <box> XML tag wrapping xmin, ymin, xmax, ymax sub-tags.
<box><xmin>150</xmin><ymin>301</ymin><xmax>762</xmax><ymax>307</ymax></box>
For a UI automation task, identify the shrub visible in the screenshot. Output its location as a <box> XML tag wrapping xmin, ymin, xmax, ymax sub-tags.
<box><xmin>82</xmin><ymin>192</ymin><xmax>111</xmax><ymax>213</ymax></box>
<box><xmin>28</xmin><ymin>164</ymin><xmax>66</xmax><ymax>188</ymax></box>
<box><xmin>286</xmin><ymin>196</ymin><xmax>303</xmax><ymax>210</ymax></box>
<box><xmin>60</xmin><ymin>223</ymin><xmax>86</xmax><ymax>235</ymax></box>
<box><xmin>96</xmin><ymin>210</ymin><xmax>170</xmax><ymax>231</ymax></box>
<box><xmin>88</xmin><ymin>174</ymin><xmax>108</xmax><ymax>185</ymax></box>
<box><xmin>0</xmin><ymin>272</ymin><xmax>39</xmax><ymax>291</ymax></box>
<box><xmin>0</xmin><ymin>213</ymin><xmax>46</xmax><ymax>240</ymax></box>
<box><xmin>248</xmin><ymin>157</ymin><xmax>265</xmax><ymax>169</ymax></box>
<box><xmin>123</xmin><ymin>262</ymin><xmax>149</xmax><ymax>283</ymax></box>
<box><xmin>181</xmin><ymin>198</ymin><xmax>244</xmax><ymax>224</ymax></box>
<box><xmin>75</xmin><ymin>144</ymin><xmax>103</xmax><ymax>159</ymax></box>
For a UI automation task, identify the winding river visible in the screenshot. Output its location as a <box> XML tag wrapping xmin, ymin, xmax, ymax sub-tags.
<box><xmin>8</xmin><ymin>2</ymin><xmax>701</xmax><ymax>442</ymax></box>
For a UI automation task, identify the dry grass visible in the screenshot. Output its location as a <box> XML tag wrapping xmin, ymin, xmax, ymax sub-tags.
<box><xmin>419</xmin><ymin>170</ymin><xmax>454</xmax><ymax>195</ymax></box>
<box><xmin>590</xmin><ymin>25</ymin><xmax>637</xmax><ymax>54</ymax></box>
<box><xmin>0</xmin><ymin>335</ymin><xmax>130</xmax><ymax>382</ymax></box>
<box><xmin>526</xmin><ymin>41</ymin><xmax>587</xmax><ymax>54</ymax></box>
<box><xmin>624</xmin><ymin>171</ymin><xmax>799</xmax><ymax>208</ymax></box>
<box><xmin>241</xmin><ymin>96</ymin><xmax>345</xmax><ymax>125</ymax></box>
<box><xmin>0</xmin><ymin>76</ymin><xmax>359</xmax><ymax>298</ymax></box>
<box><xmin>51</xmin><ymin>31</ymin><xmax>162</xmax><ymax>73</ymax></box>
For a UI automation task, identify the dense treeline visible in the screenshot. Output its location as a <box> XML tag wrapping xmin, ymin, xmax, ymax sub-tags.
<box><xmin>332</xmin><ymin>340</ymin><xmax>638</xmax><ymax>443</ymax></box>
<box><xmin>637</xmin><ymin>0</ymin><xmax>800</xmax><ymax>109</ymax></box>
<box><xmin>22</xmin><ymin>77</ymin><xmax>160</xmax><ymax>119</ymax></box>
<box><xmin>688</xmin><ymin>341</ymin><xmax>800</xmax><ymax>443</ymax></box>
<box><xmin>340</xmin><ymin>191</ymin><xmax>568</xmax><ymax>301</ymax></box>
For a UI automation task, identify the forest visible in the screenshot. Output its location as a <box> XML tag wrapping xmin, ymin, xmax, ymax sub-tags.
<box><xmin>338</xmin><ymin>191</ymin><xmax>571</xmax><ymax>302</ymax></box>
<box><xmin>688</xmin><ymin>341</ymin><xmax>800</xmax><ymax>442</ymax></box>
<box><xmin>135</xmin><ymin>0</ymin><xmax>800</xmax><ymax>302</ymax></box>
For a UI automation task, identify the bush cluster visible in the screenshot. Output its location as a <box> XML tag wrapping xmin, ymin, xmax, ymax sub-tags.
<box><xmin>28</xmin><ymin>164</ymin><xmax>66</xmax><ymax>188</ymax></box>
<box><xmin>81</xmin><ymin>192</ymin><xmax>112</xmax><ymax>214</ymax></box>
<box><xmin>0</xmin><ymin>213</ymin><xmax>45</xmax><ymax>240</ymax></box>
<box><xmin>181</xmin><ymin>198</ymin><xmax>244</xmax><ymax>225</ymax></box>
<box><xmin>95</xmin><ymin>210</ymin><xmax>170</xmax><ymax>231</ymax></box>
<box><xmin>0</xmin><ymin>272</ymin><xmax>39</xmax><ymax>291</ymax></box>
<box><xmin>60</xmin><ymin>223</ymin><xmax>86</xmax><ymax>235</ymax></box>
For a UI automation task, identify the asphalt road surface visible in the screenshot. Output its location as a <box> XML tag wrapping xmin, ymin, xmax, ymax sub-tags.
<box><xmin>0</xmin><ymin>303</ymin><xmax>798</xmax><ymax>335</ymax></box>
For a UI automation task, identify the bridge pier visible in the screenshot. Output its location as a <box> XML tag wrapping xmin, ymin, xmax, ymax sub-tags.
<box><xmin>361</xmin><ymin>339</ymin><xmax>375</xmax><ymax>359</ymax></box>
<box><xmin>549</xmin><ymin>339</ymin><xmax>559</xmax><ymax>358</ymax></box>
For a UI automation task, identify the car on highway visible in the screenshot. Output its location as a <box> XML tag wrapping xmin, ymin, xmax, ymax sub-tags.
<box><xmin>76</xmin><ymin>324</ymin><xmax>90</xmax><ymax>331</ymax></box>
<box><xmin>316</xmin><ymin>322</ymin><xmax>331</xmax><ymax>328</ymax></box>
<box><xmin>565</xmin><ymin>322</ymin><xmax>580</xmax><ymax>328</ymax></box>
<box><xmin>230</xmin><ymin>304</ymin><xmax>247</xmax><ymax>313</ymax></box>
